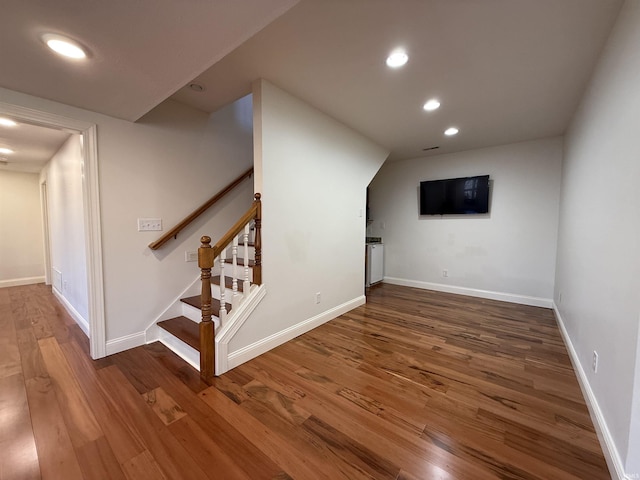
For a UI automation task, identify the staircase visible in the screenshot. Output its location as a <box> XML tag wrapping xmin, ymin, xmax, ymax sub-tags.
<box><xmin>150</xmin><ymin>193</ymin><xmax>263</xmax><ymax>381</ymax></box>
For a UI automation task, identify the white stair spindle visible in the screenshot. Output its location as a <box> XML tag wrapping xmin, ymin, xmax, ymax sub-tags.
<box><xmin>243</xmin><ymin>224</ymin><xmax>251</xmax><ymax>295</ymax></box>
<box><xmin>219</xmin><ymin>248</ymin><xmax>227</xmax><ymax>322</ymax></box>
<box><xmin>232</xmin><ymin>236</ymin><xmax>239</xmax><ymax>304</ymax></box>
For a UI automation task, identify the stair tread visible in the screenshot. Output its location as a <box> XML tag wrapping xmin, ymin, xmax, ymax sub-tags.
<box><xmin>212</xmin><ymin>275</ymin><xmax>244</xmax><ymax>292</ymax></box>
<box><xmin>157</xmin><ymin>316</ymin><xmax>200</xmax><ymax>351</ymax></box>
<box><xmin>181</xmin><ymin>295</ymin><xmax>232</xmax><ymax>312</ymax></box>
<box><xmin>223</xmin><ymin>257</ymin><xmax>255</xmax><ymax>267</ymax></box>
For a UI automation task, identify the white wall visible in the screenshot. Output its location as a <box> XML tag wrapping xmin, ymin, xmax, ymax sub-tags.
<box><xmin>41</xmin><ymin>135</ymin><xmax>88</xmax><ymax>323</ymax></box>
<box><xmin>0</xmin><ymin>170</ymin><xmax>45</xmax><ymax>286</ymax></box>
<box><xmin>227</xmin><ymin>80</ymin><xmax>389</xmax><ymax>356</ymax></box>
<box><xmin>555</xmin><ymin>0</ymin><xmax>640</xmax><ymax>475</ymax></box>
<box><xmin>0</xmin><ymin>87</ymin><xmax>254</xmax><ymax>350</ymax></box>
<box><xmin>368</xmin><ymin>137</ymin><xmax>563</xmax><ymax>306</ymax></box>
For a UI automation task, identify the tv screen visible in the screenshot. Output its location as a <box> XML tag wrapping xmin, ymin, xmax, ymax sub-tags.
<box><xmin>420</xmin><ymin>175</ymin><xmax>490</xmax><ymax>215</ymax></box>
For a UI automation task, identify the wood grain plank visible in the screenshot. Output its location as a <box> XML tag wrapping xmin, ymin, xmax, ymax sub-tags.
<box><xmin>59</xmin><ymin>340</ymin><xmax>146</xmax><ymax>464</ymax></box>
<box><xmin>25</xmin><ymin>375</ymin><xmax>84</xmax><ymax>480</ymax></box>
<box><xmin>75</xmin><ymin>436</ymin><xmax>127</xmax><ymax>480</ymax></box>
<box><xmin>121</xmin><ymin>450</ymin><xmax>168</xmax><ymax>480</ymax></box>
<box><xmin>0</xmin><ymin>374</ymin><xmax>41</xmax><ymax>480</ymax></box>
<box><xmin>142</xmin><ymin>387</ymin><xmax>187</xmax><ymax>426</ymax></box>
<box><xmin>38</xmin><ymin>336</ymin><xmax>102</xmax><ymax>448</ymax></box>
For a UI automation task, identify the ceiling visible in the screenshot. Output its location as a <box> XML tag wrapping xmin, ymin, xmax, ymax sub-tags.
<box><xmin>172</xmin><ymin>0</ymin><xmax>623</xmax><ymax>160</ymax></box>
<box><xmin>0</xmin><ymin>121</ymin><xmax>70</xmax><ymax>173</ymax></box>
<box><xmin>0</xmin><ymin>0</ymin><xmax>624</xmax><ymax>166</ymax></box>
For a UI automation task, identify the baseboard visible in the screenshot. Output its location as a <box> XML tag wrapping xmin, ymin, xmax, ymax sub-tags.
<box><xmin>553</xmin><ymin>303</ymin><xmax>628</xmax><ymax>480</ymax></box>
<box><xmin>384</xmin><ymin>276</ymin><xmax>553</xmax><ymax>308</ymax></box>
<box><xmin>105</xmin><ymin>332</ymin><xmax>146</xmax><ymax>356</ymax></box>
<box><xmin>52</xmin><ymin>287</ymin><xmax>90</xmax><ymax>337</ymax></box>
<box><xmin>226</xmin><ymin>295</ymin><xmax>366</xmax><ymax>372</ymax></box>
<box><xmin>0</xmin><ymin>276</ymin><xmax>45</xmax><ymax>288</ymax></box>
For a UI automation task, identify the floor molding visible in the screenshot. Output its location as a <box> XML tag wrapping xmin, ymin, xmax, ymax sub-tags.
<box><xmin>553</xmin><ymin>303</ymin><xmax>628</xmax><ymax>480</ymax></box>
<box><xmin>0</xmin><ymin>276</ymin><xmax>45</xmax><ymax>288</ymax></box>
<box><xmin>384</xmin><ymin>276</ymin><xmax>553</xmax><ymax>308</ymax></box>
<box><xmin>52</xmin><ymin>287</ymin><xmax>90</xmax><ymax>337</ymax></box>
<box><xmin>106</xmin><ymin>331</ymin><xmax>146</xmax><ymax>356</ymax></box>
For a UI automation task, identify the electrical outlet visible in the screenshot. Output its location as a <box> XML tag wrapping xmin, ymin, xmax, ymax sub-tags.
<box><xmin>185</xmin><ymin>251</ymin><xmax>198</xmax><ymax>262</ymax></box>
<box><xmin>442</xmin><ymin>269</ymin><xmax>449</xmax><ymax>278</ymax></box>
<box><xmin>137</xmin><ymin>218</ymin><xmax>162</xmax><ymax>231</ymax></box>
<box><xmin>315</xmin><ymin>292</ymin><xmax>321</xmax><ymax>304</ymax></box>
<box><xmin>592</xmin><ymin>351</ymin><xmax>598</xmax><ymax>373</ymax></box>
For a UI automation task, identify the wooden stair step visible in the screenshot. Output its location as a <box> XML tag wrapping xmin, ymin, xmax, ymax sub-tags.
<box><xmin>223</xmin><ymin>258</ymin><xmax>255</xmax><ymax>267</ymax></box>
<box><xmin>157</xmin><ymin>316</ymin><xmax>200</xmax><ymax>351</ymax></box>
<box><xmin>181</xmin><ymin>296</ymin><xmax>232</xmax><ymax>312</ymax></box>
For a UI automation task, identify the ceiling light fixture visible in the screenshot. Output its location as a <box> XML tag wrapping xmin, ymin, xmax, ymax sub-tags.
<box><xmin>444</xmin><ymin>127</ymin><xmax>459</xmax><ymax>136</ymax></box>
<box><xmin>423</xmin><ymin>99</ymin><xmax>441</xmax><ymax>111</ymax></box>
<box><xmin>0</xmin><ymin>117</ymin><xmax>17</xmax><ymax>127</ymax></box>
<box><xmin>189</xmin><ymin>83</ymin><xmax>205</xmax><ymax>92</ymax></box>
<box><xmin>0</xmin><ymin>147</ymin><xmax>15</xmax><ymax>155</ymax></box>
<box><xmin>42</xmin><ymin>33</ymin><xmax>87</xmax><ymax>59</ymax></box>
<box><xmin>386</xmin><ymin>50</ymin><xmax>408</xmax><ymax>68</ymax></box>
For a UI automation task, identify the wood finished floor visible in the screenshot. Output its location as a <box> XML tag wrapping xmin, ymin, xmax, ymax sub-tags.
<box><xmin>0</xmin><ymin>283</ymin><xmax>609</xmax><ymax>479</ymax></box>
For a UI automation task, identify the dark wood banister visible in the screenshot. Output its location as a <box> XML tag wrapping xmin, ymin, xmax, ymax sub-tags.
<box><xmin>148</xmin><ymin>167</ymin><xmax>254</xmax><ymax>250</ymax></box>
<box><xmin>198</xmin><ymin>193</ymin><xmax>262</xmax><ymax>380</ymax></box>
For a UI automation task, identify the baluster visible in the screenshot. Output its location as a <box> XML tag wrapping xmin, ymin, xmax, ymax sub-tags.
<box><xmin>243</xmin><ymin>224</ymin><xmax>250</xmax><ymax>295</ymax></box>
<box><xmin>253</xmin><ymin>193</ymin><xmax>262</xmax><ymax>285</ymax></box>
<box><xmin>198</xmin><ymin>236</ymin><xmax>214</xmax><ymax>380</ymax></box>
<box><xmin>231</xmin><ymin>236</ymin><xmax>239</xmax><ymax>304</ymax></box>
<box><xmin>219</xmin><ymin>247</ymin><xmax>227</xmax><ymax>322</ymax></box>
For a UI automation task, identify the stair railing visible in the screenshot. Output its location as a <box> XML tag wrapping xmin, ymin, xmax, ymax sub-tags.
<box><xmin>148</xmin><ymin>167</ymin><xmax>253</xmax><ymax>250</ymax></box>
<box><xmin>197</xmin><ymin>193</ymin><xmax>262</xmax><ymax>379</ymax></box>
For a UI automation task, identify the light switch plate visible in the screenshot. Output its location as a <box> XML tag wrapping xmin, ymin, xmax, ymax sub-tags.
<box><xmin>138</xmin><ymin>218</ymin><xmax>162</xmax><ymax>231</ymax></box>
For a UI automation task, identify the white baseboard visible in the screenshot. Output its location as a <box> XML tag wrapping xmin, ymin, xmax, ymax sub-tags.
<box><xmin>226</xmin><ymin>295</ymin><xmax>366</xmax><ymax>372</ymax></box>
<box><xmin>384</xmin><ymin>276</ymin><xmax>553</xmax><ymax>308</ymax></box>
<box><xmin>52</xmin><ymin>287</ymin><xmax>90</xmax><ymax>337</ymax></box>
<box><xmin>0</xmin><ymin>276</ymin><xmax>45</xmax><ymax>288</ymax></box>
<box><xmin>105</xmin><ymin>331</ymin><xmax>146</xmax><ymax>356</ymax></box>
<box><xmin>553</xmin><ymin>303</ymin><xmax>627</xmax><ymax>480</ymax></box>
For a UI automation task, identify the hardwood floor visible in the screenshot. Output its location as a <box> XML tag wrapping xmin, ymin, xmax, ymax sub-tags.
<box><xmin>0</xmin><ymin>283</ymin><xmax>609</xmax><ymax>479</ymax></box>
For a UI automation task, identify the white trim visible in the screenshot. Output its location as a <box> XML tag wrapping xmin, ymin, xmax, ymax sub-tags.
<box><xmin>0</xmin><ymin>102</ymin><xmax>106</xmax><ymax>359</ymax></box>
<box><xmin>384</xmin><ymin>276</ymin><xmax>553</xmax><ymax>308</ymax></box>
<box><xmin>553</xmin><ymin>303</ymin><xmax>628</xmax><ymax>480</ymax></box>
<box><xmin>157</xmin><ymin>329</ymin><xmax>200</xmax><ymax>371</ymax></box>
<box><xmin>52</xmin><ymin>287</ymin><xmax>90</xmax><ymax>337</ymax></box>
<box><xmin>225</xmin><ymin>295</ymin><xmax>366</xmax><ymax>372</ymax></box>
<box><xmin>0</xmin><ymin>276</ymin><xmax>45</xmax><ymax>288</ymax></box>
<box><xmin>106</xmin><ymin>331</ymin><xmax>146</xmax><ymax>356</ymax></box>
<box><xmin>216</xmin><ymin>284</ymin><xmax>267</xmax><ymax>374</ymax></box>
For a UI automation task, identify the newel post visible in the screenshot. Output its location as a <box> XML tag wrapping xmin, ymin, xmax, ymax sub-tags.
<box><xmin>253</xmin><ymin>193</ymin><xmax>262</xmax><ymax>285</ymax></box>
<box><xmin>198</xmin><ymin>236</ymin><xmax>215</xmax><ymax>380</ymax></box>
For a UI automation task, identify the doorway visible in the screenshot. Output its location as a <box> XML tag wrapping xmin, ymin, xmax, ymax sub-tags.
<box><xmin>0</xmin><ymin>100</ymin><xmax>106</xmax><ymax>359</ymax></box>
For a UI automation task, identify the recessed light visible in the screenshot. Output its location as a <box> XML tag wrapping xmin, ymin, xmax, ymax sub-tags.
<box><xmin>423</xmin><ymin>99</ymin><xmax>441</xmax><ymax>112</ymax></box>
<box><xmin>189</xmin><ymin>83</ymin><xmax>205</xmax><ymax>92</ymax></box>
<box><xmin>0</xmin><ymin>147</ymin><xmax>14</xmax><ymax>155</ymax></box>
<box><xmin>386</xmin><ymin>50</ymin><xmax>408</xmax><ymax>68</ymax></box>
<box><xmin>0</xmin><ymin>117</ymin><xmax>17</xmax><ymax>127</ymax></box>
<box><xmin>42</xmin><ymin>33</ymin><xmax>87</xmax><ymax>59</ymax></box>
<box><xmin>444</xmin><ymin>127</ymin><xmax>459</xmax><ymax>136</ymax></box>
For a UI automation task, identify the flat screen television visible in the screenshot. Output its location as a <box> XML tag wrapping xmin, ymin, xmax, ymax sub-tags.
<box><xmin>420</xmin><ymin>175</ymin><xmax>490</xmax><ymax>215</ymax></box>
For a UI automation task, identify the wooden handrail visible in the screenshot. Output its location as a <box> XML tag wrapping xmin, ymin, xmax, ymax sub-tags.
<box><xmin>149</xmin><ymin>167</ymin><xmax>253</xmax><ymax>250</ymax></box>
